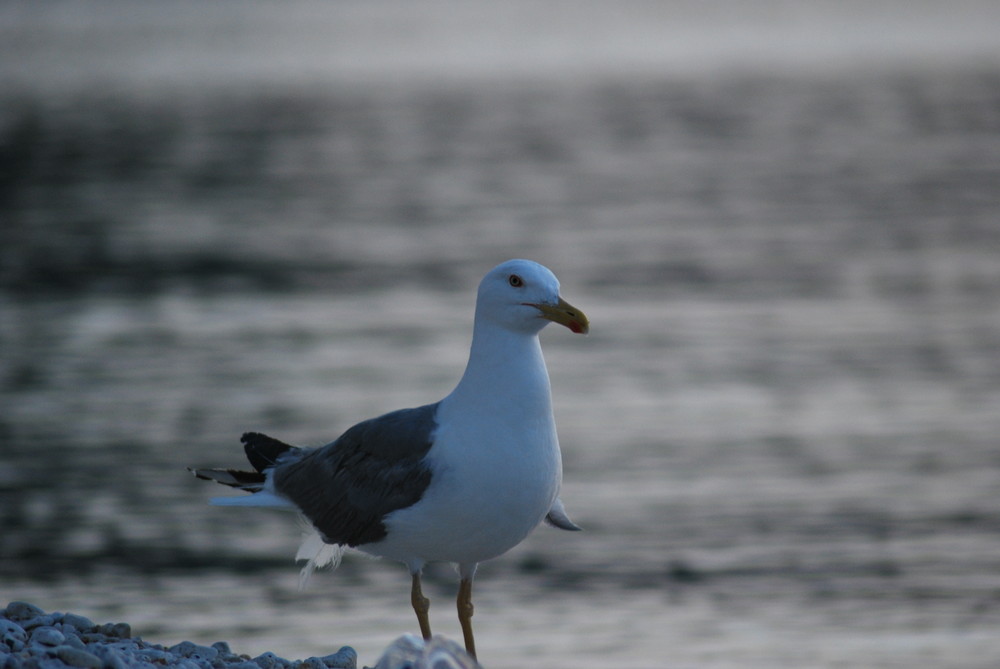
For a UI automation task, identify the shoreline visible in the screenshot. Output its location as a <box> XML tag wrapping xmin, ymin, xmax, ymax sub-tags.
<box><xmin>1</xmin><ymin>601</ymin><xmax>356</xmax><ymax>669</ymax></box>
<box><xmin>1</xmin><ymin>602</ymin><xmax>482</xmax><ymax>669</ymax></box>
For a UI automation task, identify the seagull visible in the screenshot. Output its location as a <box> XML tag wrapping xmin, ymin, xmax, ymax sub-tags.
<box><xmin>189</xmin><ymin>259</ymin><xmax>588</xmax><ymax>660</ymax></box>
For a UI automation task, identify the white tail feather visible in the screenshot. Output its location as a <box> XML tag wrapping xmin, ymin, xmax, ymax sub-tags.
<box><xmin>210</xmin><ymin>491</ymin><xmax>295</xmax><ymax>508</ymax></box>
<box><xmin>295</xmin><ymin>524</ymin><xmax>345</xmax><ymax>589</ymax></box>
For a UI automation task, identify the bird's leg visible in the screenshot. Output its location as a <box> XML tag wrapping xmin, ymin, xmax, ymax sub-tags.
<box><xmin>456</xmin><ymin>577</ymin><xmax>476</xmax><ymax>659</ymax></box>
<box><xmin>410</xmin><ymin>572</ymin><xmax>432</xmax><ymax>640</ymax></box>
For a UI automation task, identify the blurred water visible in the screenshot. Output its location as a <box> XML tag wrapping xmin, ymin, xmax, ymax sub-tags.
<box><xmin>3</xmin><ymin>3</ymin><xmax>1000</xmax><ymax>668</ymax></box>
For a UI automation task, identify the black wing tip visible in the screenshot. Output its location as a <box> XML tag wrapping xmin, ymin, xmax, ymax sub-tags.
<box><xmin>241</xmin><ymin>431</ymin><xmax>287</xmax><ymax>446</ymax></box>
<box><xmin>188</xmin><ymin>466</ymin><xmax>265</xmax><ymax>489</ymax></box>
<box><xmin>241</xmin><ymin>431</ymin><xmax>296</xmax><ymax>472</ymax></box>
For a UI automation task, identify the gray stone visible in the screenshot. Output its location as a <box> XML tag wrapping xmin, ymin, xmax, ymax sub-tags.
<box><xmin>0</xmin><ymin>620</ymin><xmax>27</xmax><ymax>652</ymax></box>
<box><xmin>169</xmin><ymin>640</ymin><xmax>219</xmax><ymax>661</ymax></box>
<box><xmin>89</xmin><ymin>645</ymin><xmax>129</xmax><ymax>669</ymax></box>
<box><xmin>210</xmin><ymin>641</ymin><xmax>231</xmax><ymax>655</ymax></box>
<box><xmin>98</xmin><ymin>623</ymin><xmax>131</xmax><ymax>640</ymax></box>
<box><xmin>21</xmin><ymin>615</ymin><xmax>58</xmax><ymax>631</ymax></box>
<box><xmin>299</xmin><ymin>657</ymin><xmax>325</xmax><ymax>669</ymax></box>
<box><xmin>321</xmin><ymin>648</ymin><xmax>357</xmax><ymax>669</ymax></box>
<box><xmin>59</xmin><ymin>632</ymin><xmax>86</xmax><ymax>650</ymax></box>
<box><xmin>253</xmin><ymin>652</ymin><xmax>289</xmax><ymax>669</ymax></box>
<box><xmin>60</xmin><ymin>615</ymin><xmax>96</xmax><ymax>634</ymax></box>
<box><xmin>135</xmin><ymin>648</ymin><xmax>173</xmax><ymax>663</ymax></box>
<box><xmin>53</xmin><ymin>645</ymin><xmax>104</xmax><ymax>669</ymax></box>
<box><xmin>31</xmin><ymin>627</ymin><xmax>66</xmax><ymax>647</ymax></box>
<box><xmin>4</xmin><ymin>602</ymin><xmax>44</xmax><ymax>622</ymax></box>
<box><xmin>174</xmin><ymin>660</ymin><xmax>204</xmax><ymax>669</ymax></box>
<box><xmin>33</xmin><ymin>657</ymin><xmax>72</xmax><ymax>669</ymax></box>
<box><xmin>373</xmin><ymin>635</ymin><xmax>482</xmax><ymax>669</ymax></box>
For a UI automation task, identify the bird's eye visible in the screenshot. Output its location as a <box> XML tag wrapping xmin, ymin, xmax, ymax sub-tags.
<box><xmin>508</xmin><ymin>274</ymin><xmax>523</xmax><ymax>287</ymax></box>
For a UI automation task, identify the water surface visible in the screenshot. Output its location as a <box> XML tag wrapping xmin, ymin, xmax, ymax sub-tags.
<box><xmin>3</xmin><ymin>3</ymin><xmax>1000</xmax><ymax>668</ymax></box>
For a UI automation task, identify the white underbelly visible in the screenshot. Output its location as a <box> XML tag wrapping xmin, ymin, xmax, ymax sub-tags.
<box><xmin>370</xmin><ymin>424</ymin><xmax>562</xmax><ymax>567</ymax></box>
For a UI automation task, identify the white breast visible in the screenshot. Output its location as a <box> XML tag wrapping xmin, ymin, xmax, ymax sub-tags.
<box><xmin>371</xmin><ymin>327</ymin><xmax>563</xmax><ymax>567</ymax></box>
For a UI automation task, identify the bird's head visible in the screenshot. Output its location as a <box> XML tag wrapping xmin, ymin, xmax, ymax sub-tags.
<box><xmin>476</xmin><ymin>259</ymin><xmax>589</xmax><ymax>336</ymax></box>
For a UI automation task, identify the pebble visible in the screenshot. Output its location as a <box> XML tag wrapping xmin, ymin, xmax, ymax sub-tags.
<box><xmin>53</xmin><ymin>645</ymin><xmax>103</xmax><ymax>669</ymax></box>
<box><xmin>1</xmin><ymin>619</ymin><xmax>28</xmax><ymax>652</ymax></box>
<box><xmin>99</xmin><ymin>622</ymin><xmax>131</xmax><ymax>639</ymax></box>
<box><xmin>89</xmin><ymin>645</ymin><xmax>129</xmax><ymax>669</ymax></box>
<box><xmin>60</xmin><ymin>614</ymin><xmax>96</xmax><ymax>634</ymax></box>
<box><xmin>320</xmin><ymin>648</ymin><xmax>357</xmax><ymax>668</ymax></box>
<box><xmin>210</xmin><ymin>641</ymin><xmax>231</xmax><ymax>655</ymax></box>
<box><xmin>373</xmin><ymin>635</ymin><xmax>482</xmax><ymax>669</ymax></box>
<box><xmin>298</xmin><ymin>657</ymin><xmax>326</xmax><ymax>669</ymax></box>
<box><xmin>0</xmin><ymin>602</ymin><xmax>358</xmax><ymax>669</ymax></box>
<box><xmin>253</xmin><ymin>651</ymin><xmax>289</xmax><ymax>669</ymax></box>
<box><xmin>3</xmin><ymin>603</ymin><xmax>43</xmax><ymax>623</ymax></box>
<box><xmin>168</xmin><ymin>640</ymin><xmax>219</xmax><ymax>661</ymax></box>
<box><xmin>31</xmin><ymin>628</ymin><xmax>65</xmax><ymax>647</ymax></box>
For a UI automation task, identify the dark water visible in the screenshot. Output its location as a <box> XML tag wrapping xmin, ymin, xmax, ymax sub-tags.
<box><xmin>4</xmin><ymin>5</ymin><xmax>1000</xmax><ymax>668</ymax></box>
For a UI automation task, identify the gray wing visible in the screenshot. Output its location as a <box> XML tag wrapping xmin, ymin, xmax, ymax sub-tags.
<box><xmin>272</xmin><ymin>402</ymin><xmax>439</xmax><ymax>548</ymax></box>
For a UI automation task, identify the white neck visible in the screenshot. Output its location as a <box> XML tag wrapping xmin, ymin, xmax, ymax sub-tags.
<box><xmin>444</xmin><ymin>319</ymin><xmax>553</xmax><ymax>423</ymax></box>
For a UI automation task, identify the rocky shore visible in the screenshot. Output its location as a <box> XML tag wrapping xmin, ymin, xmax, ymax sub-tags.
<box><xmin>0</xmin><ymin>602</ymin><xmax>356</xmax><ymax>669</ymax></box>
<box><xmin>1</xmin><ymin>602</ymin><xmax>482</xmax><ymax>669</ymax></box>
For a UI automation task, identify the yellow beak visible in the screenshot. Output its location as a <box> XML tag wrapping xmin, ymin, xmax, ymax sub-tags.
<box><xmin>530</xmin><ymin>297</ymin><xmax>590</xmax><ymax>334</ymax></box>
